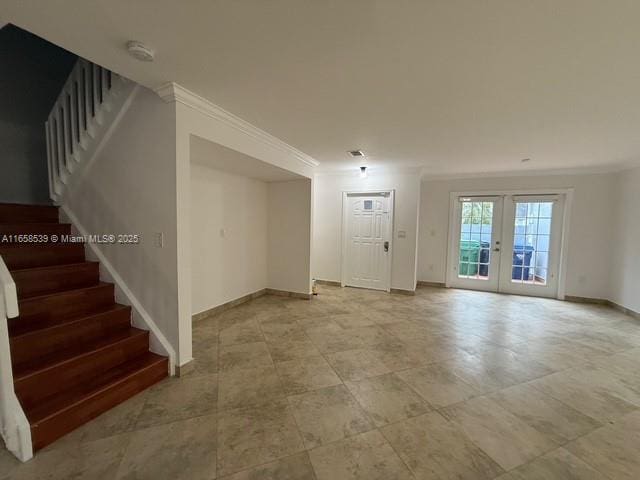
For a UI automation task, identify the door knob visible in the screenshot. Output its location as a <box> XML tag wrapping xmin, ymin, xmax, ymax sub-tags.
<box><xmin>384</xmin><ymin>241</ymin><xmax>389</xmax><ymax>252</ymax></box>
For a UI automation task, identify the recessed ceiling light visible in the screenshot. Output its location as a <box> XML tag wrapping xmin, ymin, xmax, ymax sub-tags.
<box><xmin>126</xmin><ymin>40</ymin><xmax>155</xmax><ymax>62</ymax></box>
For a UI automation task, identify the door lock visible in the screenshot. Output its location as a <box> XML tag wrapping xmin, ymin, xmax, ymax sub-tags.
<box><xmin>384</xmin><ymin>241</ymin><xmax>389</xmax><ymax>252</ymax></box>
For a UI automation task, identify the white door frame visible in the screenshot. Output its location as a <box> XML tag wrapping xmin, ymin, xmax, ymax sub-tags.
<box><xmin>445</xmin><ymin>188</ymin><xmax>574</xmax><ymax>300</ymax></box>
<box><xmin>341</xmin><ymin>189</ymin><xmax>395</xmax><ymax>292</ymax></box>
<box><xmin>448</xmin><ymin>195</ymin><xmax>504</xmax><ymax>292</ymax></box>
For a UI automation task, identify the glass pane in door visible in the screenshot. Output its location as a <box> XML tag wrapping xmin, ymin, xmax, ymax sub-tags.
<box><xmin>511</xmin><ymin>202</ymin><xmax>553</xmax><ymax>285</ymax></box>
<box><xmin>458</xmin><ymin>201</ymin><xmax>493</xmax><ymax>280</ymax></box>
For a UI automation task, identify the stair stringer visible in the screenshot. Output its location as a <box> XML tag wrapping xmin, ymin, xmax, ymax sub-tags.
<box><xmin>59</xmin><ymin>206</ymin><xmax>176</xmax><ymax>375</ymax></box>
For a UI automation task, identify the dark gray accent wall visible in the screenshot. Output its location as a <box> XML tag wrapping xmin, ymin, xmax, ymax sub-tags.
<box><xmin>0</xmin><ymin>25</ymin><xmax>77</xmax><ymax>205</ymax></box>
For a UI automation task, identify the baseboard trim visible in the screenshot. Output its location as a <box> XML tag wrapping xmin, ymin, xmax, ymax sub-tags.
<box><xmin>417</xmin><ymin>281</ymin><xmax>447</xmax><ymax>288</ymax></box>
<box><xmin>609</xmin><ymin>301</ymin><xmax>640</xmax><ymax>320</ymax></box>
<box><xmin>390</xmin><ymin>288</ymin><xmax>416</xmax><ymax>296</ymax></box>
<box><xmin>565</xmin><ymin>295</ymin><xmax>609</xmax><ymax>305</ymax></box>
<box><xmin>565</xmin><ymin>295</ymin><xmax>640</xmax><ymax>320</ymax></box>
<box><xmin>266</xmin><ymin>288</ymin><xmax>312</xmax><ymax>300</ymax></box>
<box><xmin>61</xmin><ymin>205</ymin><xmax>176</xmax><ymax>375</ymax></box>
<box><xmin>315</xmin><ymin>279</ymin><xmax>342</xmax><ymax>287</ymax></box>
<box><xmin>175</xmin><ymin>360</ymin><xmax>195</xmax><ymax>377</ymax></box>
<box><xmin>192</xmin><ymin>288</ymin><xmax>267</xmax><ymax>322</ymax></box>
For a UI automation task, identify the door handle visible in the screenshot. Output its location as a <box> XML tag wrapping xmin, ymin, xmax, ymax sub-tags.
<box><xmin>384</xmin><ymin>241</ymin><xmax>389</xmax><ymax>252</ymax></box>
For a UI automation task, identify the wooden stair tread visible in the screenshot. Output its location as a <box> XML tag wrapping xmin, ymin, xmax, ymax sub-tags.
<box><xmin>0</xmin><ymin>243</ymin><xmax>86</xmax><ymax>269</ymax></box>
<box><xmin>0</xmin><ymin>203</ymin><xmax>58</xmax><ymax>223</ymax></box>
<box><xmin>26</xmin><ymin>352</ymin><xmax>167</xmax><ymax>425</ymax></box>
<box><xmin>0</xmin><ymin>222</ymin><xmax>72</xmax><ymax>236</ymax></box>
<box><xmin>10</xmin><ymin>261</ymin><xmax>97</xmax><ymax>275</ymax></box>
<box><xmin>0</xmin><ymin>202</ymin><xmax>168</xmax><ymax>452</ymax></box>
<box><xmin>10</xmin><ymin>303</ymin><xmax>129</xmax><ymax>338</ymax></box>
<box><xmin>17</xmin><ymin>281</ymin><xmax>113</xmax><ymax>307</ymax></box>
<box><xmin>12</xmin><ymin>261</ymin><xmax>100</xmax><ymax>299</ymax></box>
<box><xmin>13</xmin><ymin>327</ymin><xmax>148</xmax><ymax>380</ymax></box>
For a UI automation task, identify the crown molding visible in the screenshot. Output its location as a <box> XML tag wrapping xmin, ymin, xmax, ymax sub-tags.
<box><xmin>420</xmin><ymin>162</ymin><xmax>640</xmax><ymax>181</ymax></box>
<box><xmin>154</xmin><ymin>82</ymin><xmax>319</xmax><ymax>168</ymax></box>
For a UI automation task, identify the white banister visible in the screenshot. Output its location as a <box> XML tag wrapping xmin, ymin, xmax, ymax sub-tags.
<box><xmin>0</xmin><ymin>256</ymin><xmax>32</xmax><ymax>462</ymax></box>
<box><xmin>45</xmin><ymin>58</ymin><xmax>135</xmax><ymax>203</ymax></box>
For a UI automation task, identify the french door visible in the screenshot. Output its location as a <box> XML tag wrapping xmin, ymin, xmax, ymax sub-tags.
<box><xmin>449</xmin><ymin>194</ymin><xmax>565</xmax><ymax>298</ymax></box>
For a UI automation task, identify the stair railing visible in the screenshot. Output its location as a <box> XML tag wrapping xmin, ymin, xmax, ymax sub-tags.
<box><xmin>0</xmin><ymin>255</ymin><xmax>32</xmax><ymax>461</ymax></box>
<box><xmin>45</xmin><ymin>58</ymin><xmax>133</xmax><ymax>203</ymax></box>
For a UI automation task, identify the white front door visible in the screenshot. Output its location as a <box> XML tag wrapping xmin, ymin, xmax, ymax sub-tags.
<box><xmin>450</xmin><ymin>197</ymin><xmax>504</xmax><ymax>292</ymax></box>
<box><xmin>342</xmin><ymin>192</ymin><xmax>393</xmax><ymax>291</ymax></box>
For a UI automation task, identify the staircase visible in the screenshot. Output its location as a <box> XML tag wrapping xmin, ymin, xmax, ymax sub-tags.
<box><xmin>0</xmin><ymin>203</ymin><xmax>167</xmax><ymax>452</ymax></box>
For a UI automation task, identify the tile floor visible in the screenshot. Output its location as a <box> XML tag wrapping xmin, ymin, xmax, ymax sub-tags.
<box><xmin>2</xmin><ymin>285</ymin><xmax>640</xmax><ymax>479</ymax></box>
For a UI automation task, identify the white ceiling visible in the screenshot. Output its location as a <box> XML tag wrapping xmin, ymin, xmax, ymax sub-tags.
<box><xmin>4</xmin><ymin>0</ymin><xmax>640</xmax><ymax>175</ymax></box>
<box><xmin>190</xmin><ymin>135</ymin><xmax>302</xmax><ymax>182</ymax></box>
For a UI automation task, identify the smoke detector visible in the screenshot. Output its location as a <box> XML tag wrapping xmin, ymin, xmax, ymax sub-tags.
<box><xmin>126</xmin><ymin>41</ymin><xmax>155</xmax><ymax>62</ymax></box>
<box><xmin>348</xmin><ymin>150</ymin><xmax>365</xmax><ymax>158</ymax></box>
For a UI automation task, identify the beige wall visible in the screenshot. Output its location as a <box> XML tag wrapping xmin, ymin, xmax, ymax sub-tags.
<box><xmin>610</xmin><ymin>166</ymin><xmax>640</xmax><ymax>312</ymax></box>
<box><xmin>62</xmin><ymin>87</ymin><xmax>179</xmax><ymax>363</ymax></box>
<box><xmin>268</xmin><ymin>179</ymin><xmax>313</xmax><ymax>295</ymax></box>
<box><xmin>312</xmin><ymin>171</ymin><xmax>421</xmax><ymax>291</ymax></box>
<box><xmin>418</xmin><ymin>172</ymin><xmax>617</xmax><ymax>300</ymax></box>
<box><xmin>190</xmin><ymin>164</ymin><xmax>268</xmax><ymax>315</ymax></box>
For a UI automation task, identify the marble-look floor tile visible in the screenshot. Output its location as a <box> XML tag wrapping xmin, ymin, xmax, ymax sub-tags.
<box><xmin>495</xmin><ymin>447</ymin><xmax>604</xmax><ymax>480</ymax></box>
<box><xmin>443</xmin><ymin>348</ymin><xmax>553</xmax><ymax>394</ymax></box>
<box><xmin>325</xmin><ymin>349</ymin><xmax>391</xmax><ymax>381</ymax></box>
<box><xmin>308</xmin><ymin>430</ymin><xmax>413</xmax><ymax>480</ymax></box>
<box><xmin>441</xmin><ymin>396</ymin><xmax>557</xmax><ymax>470</ymax></box>
<box><xmin>9</xmin><ymin>433</ymin><xmax>130</xmax><ymax>480</ymax></box>
<box><xmin>217</xmin><ymin>399</ymin><xmax>305</xmax><ymax>476</ymax></box>
<box><xmin>566</xmin><ymin>410</ymin><xmax>640</xmax><ymax>479</ymax></box>
<box><xmin>191</xmin><ymin>342</ymin><xmax>219</xmax><ymax>376</ymax></box>
<box><xmin>115</xmin><ymin>414</ymin><xmax>217</xmax><ymax>480</ymax></box>
<box><xmin>490</xmin><ymin>383</ymin><xmax>602</xmax><ymax>444</ymax></box>
<box><xmin>221</xmin><ymin>452</ymin><xmax>316</xmax><ymax>480</ymax></box>
<box><xmin>136</xmin><ymin>374</ymin><xmax>218</xmax><ymax>428</ymax></box>
<box><xmin>267</xmin><ymin>337</ymin><xmax>322</xmax><ymax>362</ymax></box>
<box><xmin>367</xmin><ymin>338</ymin><xmax>431</xmax><ymax>370</ymax></box>
<box><xmin>0</xmin><ymin>446</ymin><xmax>20</xmax><ymax>480</ymax></box>
<box><xmin>396</xmin><ymin>363</ymin><xmax>480</xmax><ymax>408</ymax></box>
<box><xmin>528</xmin><ymin>364</ymin><xmax>640</xmax><ymax>423</ymax></box>
<box><xmin>381</xmin><ymin>411</ymin><xmax>504</xmax><ymax>480</ymax></box>
<box><xmin>287</xmin><ymin>384</ymin><xmax>373</xmax><ymax>448</ymax></box>
<box><xmin>219</xmin><ymin>341</ymin><xmax>273</xmax><ymax>372</ymax></box>
<box><xmin>331</xmin><ymin>312</ymin><xmax>378</xmax><ymax>329</ymax></box>
<box><xmin>53</xmin><ymin>391</ymin><xmax>147</xmax><ymax>447</ymax></box>
<box><xmin>218</xmin><ymin>364</ymin><xmax>284</xmax><ymax>409</ymax></box>
<box><xmin>219</xmin><ymin>319</ymin><xmax>263</xmax><ymax>346</ymax></box>
<box><xmin>275</xmin><ymin>355</ymin><xmax>342</xmax><ymax>394</ymax></box>
<box><xmin>345</xmin><ymin>373</ymin><xmax>431</xmax><ymax>426</ymax></box>
<box><xmin>508</xmin><ymin>337</ymin><xmax>610</xmax><ymax>371</ymax></box>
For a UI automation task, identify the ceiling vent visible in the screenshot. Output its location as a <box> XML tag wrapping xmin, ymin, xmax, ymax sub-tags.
<box><xmin>348</xmin><ymin>150</ymin><xmax>365</xmax><ymax>157</ymax></box>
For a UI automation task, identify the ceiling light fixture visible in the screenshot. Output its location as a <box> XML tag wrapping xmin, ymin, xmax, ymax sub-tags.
<box><xmin>360</xmin><ymin>166</ymin><xmax>368</xmax><ymax>178</ymax></box>
<box><xmin>126</xmin><ymin>40</ymin><xmax>155</xmax><ymax>62</ymax></box>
